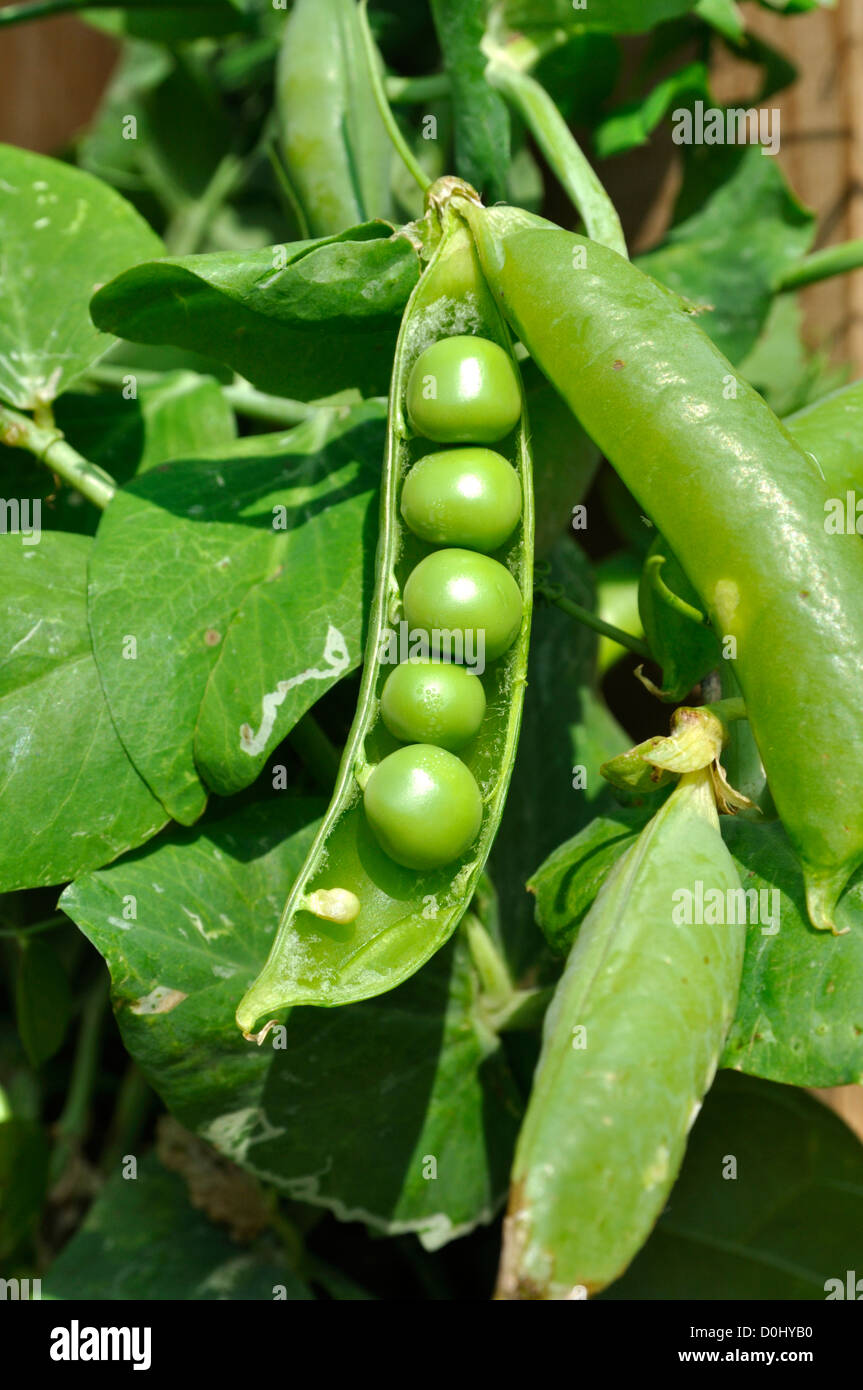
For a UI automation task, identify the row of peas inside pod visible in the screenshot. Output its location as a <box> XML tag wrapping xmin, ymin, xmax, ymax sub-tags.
<box><xmin>363</xmin><ymin>334</ymin><xmax>524</xmax><ymax>871</ymax></box>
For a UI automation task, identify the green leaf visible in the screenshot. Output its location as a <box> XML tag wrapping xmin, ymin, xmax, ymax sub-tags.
<box><xmin>721</xmin><ymin>818</ymin><xmax>863</xmax><ymax>1087</ymax></box>
<box><xmin>90</xmin><ymin>227</ymin><xmax>420</xmax><ymax>402</ymax></box>
<box><xmin>694</xmin><ymin>0</ymin><xmax>746</xmax><ymax>39</ymax></box>
<box><xmin>83</xmin><ymin>1</ymin><xmax>250</xmax><ymax>42</ymax></box>
<box><xmin>88</xmin><ymin>404</ymin><xmax>384</xmax><ymax>823</ymax></box>
<box><xmin>601</xmin><ymin>1072</ymin><xmax>863</xmax><ymax>1299</ymax></box>
<box><xmin>529</xmin><ymin>805</ymin><xmax>653</xmax><ymax>955</ymax></box>
<box><xmin>594</xmin><ymin>62</ymin><xmax>710</xmax><ymax>159</ymax></box>
<box><xmin>59</xmin><ymin>798</ymin><xmax>522</xmax><ymax>1247</ymax></box>
<box><xmin>0</xmin><ymin>533</ymin><xmax>166</xmax><ymax>891</ymax></box>
<box><xmin>15</xmin><ymin>940</ymin><xmax>72</xmax><ymax>1068</ymax></box>
<box><xmin>638</xmin><ymin>146</ymin><xmax>815</xmax><ymax>363</ymax></box>
<box><xmin>501</xmin><ymin>0</ymin><xmax>700</xmax><ymax>33</ymax></box>
<box><xmin>739</xmin><ymin>294</ymin><xmax>846</xmax><ymax>417</ymax></box>
<box><xmin>490</xmin><ymin>541</ymin><xmax>630</xmax><ymax>975</ymax></box>
<box><xmin>0</xmin><ymin>144</ymin><xmax>163</xmax><ymax>410</ymax></box>
<box><xmin>430</xmin><ymin>0</ymin><xmax>510</xmax><ymax>203</ymax></box>
<box><xmin>43</xmin><ymin>1154</ymin><xmax>311</xmax><ymax>1300</ymax></box>
<box><xmin>521</xmin><ymin>358</ymin><xmax>600</xmax><ymax>560</ymax></box>
<box><xmin>0</xmin><ymin>1118</ymin><xmax>50</xmax><ymax>1259</ymax></box>
<box><xmin>0</xmin><ymin>375</ymin><xmax>235</xmax><ymax>538</ymax></box>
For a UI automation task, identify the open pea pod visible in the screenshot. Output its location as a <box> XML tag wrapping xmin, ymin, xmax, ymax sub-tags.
<box><xmin>236</xmin><ymin>188</ymin><xmax>533</xmax><ymax>1036</ymax></box>
<box><xmin>499</xmin><ymin>767</ymin><xmax>746</xmax><ymax>1299</ymax></box>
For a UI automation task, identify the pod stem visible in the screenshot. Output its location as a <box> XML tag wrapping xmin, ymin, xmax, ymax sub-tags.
<box><xmin>778</xmin><ymin>239</ymin><xmax>863</xmax><ymax>292</ymax></box>
<box><xmin>0</xmin><ymin>402</ymin><xmax>116</xmax><ymax>510</ymax></box>
<box><xmin>358</xmin><ymin>0</ymin><xmax>431</xmax><ymax>195</ymax></box>
<box><xmin>484</xmin><ymin>56</ymin><xmax>627</xmax><ymax>259</ymax></box>
<box><xmin>536</xmin><ymin>579</ymin><xmax>651</xmax><ymax>661</ymax></box>
<box><xmin>645</xmin><ymin>553</ymin><xmax>709</xmax><ymax>627</ymax></box>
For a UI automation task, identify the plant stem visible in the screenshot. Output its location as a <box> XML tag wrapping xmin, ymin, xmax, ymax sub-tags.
<box><xmin>84</xmin><ymin>365</ymin><xmax>321</xmax><ymax>427</ymax></box>
<box><xmin>288</xmin><ymin>713</ymin><xmax>343</xmax><ymax>790</ymax></box>
<box><xmin>778</xmin><ymin>239</ymin><xmax>863</xmax><ymax>291</ymax></box>
<box><xmin>486</xmin><ymin>58</ymin><xmax>628</xmax><ymax>259</ymax></box>
<box><xmin>358</xmin><ymin>0</ymin><xmax>431</xmax><ymax>194</ymax></box>
<box><xmin>223</xmin><ymin>381</ymin><xmax>319</xmax><ymax>425</ymax></box>
<box><xmin>385</xmin><ymin>73</ymin><xmax>450</xmax><ymax>105</ymax></box>
<box><xmin>51</xmin><ymin>977</ymin><xmax>109</xmax><ymax>1183</ymax></box>
<box><xmin>0</xmin><ymin>912</ymin><xmax>70</xmax><ymax>940</ymax></box>
<box><xmin>0</xmin><ymin>403</ymin><xmax>116</xmax><ymax>509</ymax></box>
<box><xmin>164</xmin><ymin>152</ymin><xmax>244</xmax><ymax>258</ymax></box>
<box><xmin>99</xmin><ymin>1064</ymin><xmax>155</xmax><ymax>1175</ymax></box>
<box><xmin>536</xmin><ymin>581</ymin><xmax>651</xmax><ymax>660</ymax></box>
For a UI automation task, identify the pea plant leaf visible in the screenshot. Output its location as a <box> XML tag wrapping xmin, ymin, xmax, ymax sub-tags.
<box><xmin>0</xmin><ymin>144</ymin><xmax>163</xmax><ymax>411</ymax></box>
<box><xmin>601</xmin><ymin>1072</ymin><xmax>863</xmax><ymax>1299</ymax></box>
<box><xmin>638</xmin><ymin>146</ymin><xmax>815</xmax><ymax>363</ymax></box>
<box><xmin>721</xmin><ymin>818</ymin><xmax>863</xmax><ymax>1087</ymax></box>
<box><xmin>491</xmin><ymin>541</ymin><xmax>632</xmax><ymax>976</ymax></box>
<box><xmin>15</xmin><ymin>940</ymin><xmax>72</xmax><ymax>1069</ymax></box>
<box><xmin>59</xmin><ymin>798</ymin><xmax>523</xmax><ymax>1248</ymax></box>
<box><xmin>430</xmin><ymin>0</ymin><xmax>511</xmax><ymax>204</ymax></box>
<box><xmin>0</xmin><ymin>1118</ymin><xmax>51</xmax><ymax>1260</ymax></box>
<box><xmin>0</xmin><ymin>533</ymin><xmax>167</xmax><ymax>892</ymax></box>
<box><xmin>43</xmin><ymin>1155</ymin><xmax>311</xmax><ymax>1301</ymax></box>
<box><xmin>594</xmin><ymin>61</ymin><xmax>710</xmax><ymax>159</ymax></box>
<box><xmin>501</xmin><ymin>0</ymin><xmax>700</xmax><ymax>33</ymax></box>
<box><xmin>0</xmin><ymin>375</ymin><xmax>236</xmax><ymax>539</ymax></box>
<box><xmin>89</xmin><ymin>226</ymin><xmax>420</xmax><ymax>402</ymax></box>
<box><xmin>87</xmin><ymin>403</ymin><xmax>384</xmax><ymax>825</ymax></box>
<box><xmin>83</xmin><ymin>1</ymin><xmax>250</xmax><ymax>43</ymax></box>
<box><xmin>529</xmin><ymin>804</ymin><xmax>655</xmax><ymax>956</ymax></box>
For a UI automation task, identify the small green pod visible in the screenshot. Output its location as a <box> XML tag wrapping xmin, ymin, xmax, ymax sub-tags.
<box><xmin>638</xmin><ymin>535</ymin><xmax>721</xmax><ymax>702</ymax></box>
<box><xmin>401</xmin><ymin>447</ymin><xmax>522</xmax><ymax>552</ymax></box>
<box><xmin>499</xmin><ymin>768</ymin><xmax>746</xmax><ymax>1299</ymax></box>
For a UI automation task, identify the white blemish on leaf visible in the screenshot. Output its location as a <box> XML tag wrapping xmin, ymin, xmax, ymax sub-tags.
<box><xmin>240</xmin><ymin>625</ymin><xmax>350</xmax><ymax>757</ymax></box>
<box><xmin>130</xmin><ymin>986</ymin><xmax>187</xmax><ymax>1015</ymax></box>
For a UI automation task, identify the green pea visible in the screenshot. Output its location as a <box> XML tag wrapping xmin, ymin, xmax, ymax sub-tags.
<box><xmin>400</xmin><ymin>447</ymin><xmax>522</xmax><ymax>552</ymax></box>
<box><xmin>380</xmin><ymin>658</ymin><xmax>486</xmax><ymax>751</ymax></box>
<box><xmin>403</xmin><ymin>549</ymin><xmax>523</xmax><ymax>663</ymax></box>
<box><xmin>363</xmin><ymin>744</ymin><xmax>483</xmax><ymax>870</ymax></box>
<box><xmin>406</xmin><ymin>335</ymin><xmax>521</xmax><ymax>444</ymax></box>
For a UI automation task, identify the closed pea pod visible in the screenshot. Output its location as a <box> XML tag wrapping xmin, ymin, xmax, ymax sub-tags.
<box><xmin>499</xmin><ymin>765</ymin><xmax>746</xmax><ymax>1299</ymax></box>
<box><xmin>460</xmin><ymin>202</ymin><xmax>863</xmax><ymax>933</ymax></box>
<box><xmin>236</xmin><ymin>185</ymin><xmax>533</xmax><ymax>1037</ymax></box>
<box><xmin>277</xmin><ymin>0</ymin><xmax>393</xmax><ymax>237</ymax></box>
